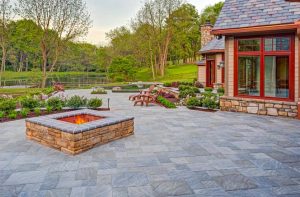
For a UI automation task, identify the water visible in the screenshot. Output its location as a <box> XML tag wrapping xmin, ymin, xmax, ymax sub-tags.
<box><xmin>1</xmin><ymin>73</ymin><xmax>109</xmax><ymax>88</ymax></box>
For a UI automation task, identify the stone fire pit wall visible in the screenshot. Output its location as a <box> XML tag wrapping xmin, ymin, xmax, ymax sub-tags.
<box><xmin>26</xmin><ymin>110</ymin><xmax>134</xmax><ymax>155</ymax></box>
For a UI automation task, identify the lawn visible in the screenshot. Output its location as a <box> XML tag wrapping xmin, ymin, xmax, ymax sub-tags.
<box><xmin>0</xmin><ymin>88</ymin><xmax>50</xmax><ymax>97</ymax></box>
<box><xmin>1</xmin><ymin>71</ymin><xmax>105</xmax><ymax>80</ymax></box>
<box><xmin>135</xmin><ymin>64</ymin><xmax>197</xmax><ymax>82</ymax></box>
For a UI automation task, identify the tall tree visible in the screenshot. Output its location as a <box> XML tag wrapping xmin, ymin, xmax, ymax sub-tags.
<box><xmin>16</xmin><ymin>0</ymin><xmax>92</xmax><ymax>87</ymax></box>
<box><xmin>200</xmin><ymin>2</ymin><xmax>224</xmax><ymax>25</ymax></box>
<box><xmin>137</xmin><ymin>0</ymin><xmax>183</xmax><ymax>77</ymax></box>
<box><xmin>168</xmin><ymin>3</ymin><xmax>200</xmax><ymax>63</ymax></box>
<box><xmin>0</xmin><ymin>0</ymin><xmax>13</xmax><ymax>86</ymax></box>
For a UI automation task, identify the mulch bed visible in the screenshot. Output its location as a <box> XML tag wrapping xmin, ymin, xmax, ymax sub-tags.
<box><xmin>0</xmin><ymin>108</ymin><xmax>110</xmax><ymax>123</ymax></box>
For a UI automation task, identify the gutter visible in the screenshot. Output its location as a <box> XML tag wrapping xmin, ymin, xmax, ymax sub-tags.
<box><xmin>211</xmin><ymin>23</ymin><xmax>298</xmax><ymax>36</ymax></box>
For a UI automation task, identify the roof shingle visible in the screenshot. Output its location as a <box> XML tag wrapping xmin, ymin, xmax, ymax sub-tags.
<box><xmin>200</xmin><ymin>37</ymin><xmax>225</xmax><ymax>54</ymax></box>
<box><xmin>214</xmin><ymin>0</ymin><xmax>300</xmax><ymax>30</ymax></box>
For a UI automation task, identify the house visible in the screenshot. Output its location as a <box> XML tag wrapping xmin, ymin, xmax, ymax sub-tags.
<box><xmin>211</xmin><ymin>0</ymin><xmax>300</xmax><ymax>119</ymax></box>
<box><xmin>197</xmin><ymin>22</ymin><xmax>225</xmax><ymax>89</ymax></box>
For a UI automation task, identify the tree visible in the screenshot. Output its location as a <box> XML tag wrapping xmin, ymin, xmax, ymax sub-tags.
<box><xmin>137</xmin><ymin>0</ymin><xmax>184</xmax><ymax>77</ymax></box>
<box><xmin>16</xmin><ymin>0</ymin><xmax>92</xmax><ymax>87</ymax></box>
<box><xmin>168</xmin><ymin>4</ymin><xmax>200</xmax><ymax>63</ymax></box>
<box><xmin>200</xmin><ymin>2</ymin><xmax>224</xmax><ymax>25</ymax></box>
<box><xmin>108</xmin><ymin>56</ymin><xmax>137</xmax><ymax>82</ymax></box>
<box><xmin>0</xmin><ymin>0</ymin><xmax>13</xmax><ymax>86</ymax></box>
<box><xmin>9</xmin><ymin>20</ymin><xmax>42</xmax><ymax>72</ymax></box>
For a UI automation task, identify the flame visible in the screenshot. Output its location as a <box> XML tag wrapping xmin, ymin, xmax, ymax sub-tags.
<box><xmin>75</xmin><ymin>115</ymin><xmax>87</xmax><ymax>125</ymax></box>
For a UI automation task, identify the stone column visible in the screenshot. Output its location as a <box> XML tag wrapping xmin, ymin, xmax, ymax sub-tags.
<box><xmin>200</xmin><ymin>21</ymin><xmax>214</xmax><ymax>48</ymax></box>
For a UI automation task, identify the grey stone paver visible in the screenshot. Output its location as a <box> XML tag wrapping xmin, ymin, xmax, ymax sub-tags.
<box><xmin>1</xmin><ymin>90</ymin><xmax>300</xmax><ymax>196</ymax></box>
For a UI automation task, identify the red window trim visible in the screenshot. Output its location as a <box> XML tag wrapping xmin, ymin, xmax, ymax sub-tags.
<box><xmin>234</xmin><ymin>34</ymin><xmax>295</xmax><ymax>102</ymax></box>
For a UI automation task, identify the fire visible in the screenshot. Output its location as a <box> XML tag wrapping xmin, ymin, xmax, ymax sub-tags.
<box><xmin>75</xmin><ymin>116</ymin><xmax>87</xmax><ymax>125</ymax></box>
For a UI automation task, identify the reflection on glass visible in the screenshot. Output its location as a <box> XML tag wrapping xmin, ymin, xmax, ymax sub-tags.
<box><xmin>265</xmin><ymin>56</ymin><xmax>289</xmax><ymax>98</ymax></box>
<box><xmin>238</xmin><ymin>39</ymin><xmax>260</xmax><ymax>52</ymax></box>
<box><xmin>238</xmin><ymin>56</ymin><xmax>260</xmax><ymax>96</ymax></box>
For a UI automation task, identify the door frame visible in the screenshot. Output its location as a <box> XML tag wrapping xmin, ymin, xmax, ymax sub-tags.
<box><xmin>206</xmin><ymin>60</ymin><xmax>216</xmax><ymax>87</ymax></box>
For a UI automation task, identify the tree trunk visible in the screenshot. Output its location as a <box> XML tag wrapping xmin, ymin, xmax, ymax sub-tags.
<box><xmin>0</xmin><ymin>46</ymin><xmax>7</xmax><ymax>87</ymax></box>
<box><xmin>149</xmin><ymin>41</ymin><xmax>155</xmax><ymax>80</ymax></box>
<box><xmin>41</xmin><ymin>42</ymin><xmax>48</xmax><ymax>88</ymax></box>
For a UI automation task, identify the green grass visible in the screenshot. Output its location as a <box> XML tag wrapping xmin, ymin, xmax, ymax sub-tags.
<box><xmin>1</xmin><ymin>71</ymin><xmax>105</xmax><ymax>80</ymax></box>
<box><xmin>135</xmin><ymin>64</ymin><xmax>197</xmax><ymax>83</ymax></box>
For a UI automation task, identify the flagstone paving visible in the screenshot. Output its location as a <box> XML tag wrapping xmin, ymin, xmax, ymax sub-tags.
<box><xmin>1</xmin><ymin>90</ymin><xmax>300</xmax><ymax>197</ymax></box>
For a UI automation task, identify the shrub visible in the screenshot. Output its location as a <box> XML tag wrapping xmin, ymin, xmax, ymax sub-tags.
<box><xmin>179</xmin><ymin>89</ymin><xmax>196</xmax><ymax>98</ymax></box>
<box><xmin>47</xmin><ymin>97</ymin><xmax>64</xmax><ymax>111</ymax></box>
<box><xmin>8</xmin><ymin>111</ymin><xmax>18</xmax><ymax>119</ymax></box>
<box><xmin>164</xmin><ymin>82</ymin><xmax>172</xmax><ymax>87</ymax></box>
<box><xmin>202</xmin><ymin>92</ymin><xmax>219</xmax><ymax>109</ymax></box>
<box><xmin>46</xmin><ymin>106</ymin><xmax>53</xmax><ymax>113</ymax></box>
<box><xmin>157</xmin><ymin>96</ymin><xmax>176</xmax><ymax>109</ymax></box>
<box><xmin>217</xmin><ymin>87</ymin><xmax>225</xmax><ymax>94</ymax></box>
<box><xmin>180</xmin><ymin>81</ymin><xmax>193</xmax><ymax>86</ymax></box>
<box><xmin>187</xmin><ymin>97</ymin><xmax>202</xmax><ymax>107</ymax></box>
<box><xmin>20</xmin><ymin>108</ymin><xmax>30</xmax><ymax>118</ymax></box>
<box><xmin>178</xmin><ymin>85</ymin><xmax>190</xmax><ymax>91</ymax></box>
<box><xmin>87</xmin><ymin>98</ymin><xmax>103</xmax><ymax>109</ymax></box>
<box><xmin>204</xmin><ymin>87</ymin><xmax>213</xmax><ymax>92</ymax></box>
<box><xmin>91</xmin><ymin>88</ymin><xmax>107</xmax><ymax>94</ymax></box>
<box><xmin>34</xmin><ymin>108</ymin><xmax>41</xmax><ymax>116</ymax></box>
<box><xmin>67</xmin><ymin>96</ymin><xmax>87</xmax><ymax>109</ymax></box>
<box><xmin>0</xmin><ymin>111</ymin><xmax>5</xmax><ymax>118</ymax></box>
<box><xmin>192</xmin><ymin>87</ymin><xmax>200</xmax><ymax>93</ymax></box>
<box><xmin>194</xmin><ymin>81</ymin><xmax>204</xmax><ymax>88</ymax></box>
<box><xmin>0</xmin><ymin>99</ymin><xmax>16</xmax><ymax>112</ymax></box>
<box><xmin>20</xmin><ymin>97</ymin><xmax>40</xmax><ymax>110</ymax></box>
<box><xmin>43</xmin><ymin>87</ymin><xmax>55</xmax><ymax>95</ymax></box>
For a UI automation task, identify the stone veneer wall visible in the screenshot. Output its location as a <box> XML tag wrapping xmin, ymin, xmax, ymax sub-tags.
<box><xmin>220</xmin><ymin>96</ymin><xmax>298</xmax><ymax>118</ymax></box>
<box><xmin>26</xmin><ymin>120</ymin><xmax>134</xmax><ymax>155</ymax></box>
<box><xmin>201</xmin><ymin>24</ymin><xmax>214</xmax><ymax>48</ymax></box>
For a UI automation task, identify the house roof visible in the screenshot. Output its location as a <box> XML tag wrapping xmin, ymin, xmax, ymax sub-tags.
<box><xmin>213</xmin><ymin>0</ymin><xmax>300</xmax><ymax>30</ymax></box>
<box><xmin>196</xmin><ymin>60</ymin><xmax>206</xmax><ymax>66</ymax></box>
<box><xmin>199</xmin><ymin>37</ymin><xmax>225</xmax><ymax>54</ymax></box>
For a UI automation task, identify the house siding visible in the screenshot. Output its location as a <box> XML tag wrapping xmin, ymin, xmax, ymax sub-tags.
<box><xmin>197</xmin><ymin>66</ymin><xmax>206</xmax><ymax>86</ymax></box>
<box><xmin>225</xmin><ymin>37</ymin><xmax>234</xmax><ymax>97</ymax></box>
<box><xmin>216</xmin><ymin>54</ymin><xmax>223</xmax><ymax>84</ymax></box>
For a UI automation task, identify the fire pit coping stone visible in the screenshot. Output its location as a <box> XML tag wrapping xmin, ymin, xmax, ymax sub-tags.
<box><xmin>26</xmin><ymin>109</ymin><xmax>134</xmax><ymax>134</ymax></box>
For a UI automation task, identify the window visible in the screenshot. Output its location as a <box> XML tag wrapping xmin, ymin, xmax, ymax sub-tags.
<box><xmin>238</xmin><ymin>56</ymin><xmax>260</xmax><ymax>96</ymax></box>
<box><xmin>264</xmin><ymin>37</ymin><xmax>290</xmax><ymax>51</ymax></box>
<box><xmin>238</xmin><ymin>39</ymin><xmax>260</xmax><ymax>52</ymax></box>
<box><xmin>264</xmin><ymin>56</ymin><xmax>289</xmax><ymax>98</ymax></box>
<box><xmin>235</xmin><ymin>35</ymin><xmax>294</xmax><ymax>100</ymax></box>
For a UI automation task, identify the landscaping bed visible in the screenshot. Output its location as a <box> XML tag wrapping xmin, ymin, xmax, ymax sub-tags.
<box><xmin>0</xmin><ymin>107</ymin><xmax>110</xmax><ymax>123</ymax></box>
<box><xmin>0</xmin><ymin>93</ymin><xmax>105</xmax><ymax>123</ymax></box>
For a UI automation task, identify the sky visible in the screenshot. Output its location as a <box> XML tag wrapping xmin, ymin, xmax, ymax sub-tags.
<box><xmin>84</xmin><ymin>0</ymin><xmax>223</xmax><ymax>45</ymax></box>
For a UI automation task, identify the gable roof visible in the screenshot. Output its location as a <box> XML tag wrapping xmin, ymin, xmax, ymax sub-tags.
<box><xmin>213</xmin><ymin>0</ymin><xmax>300</xmax><ymax>30</ymax></box>
<box><xmin>200</xmin><ymin>37</ymin><xmax>225</xmax><ymax>54</ymax></box>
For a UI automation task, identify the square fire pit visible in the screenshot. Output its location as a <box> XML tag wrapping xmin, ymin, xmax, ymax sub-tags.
<box><xmin>26</xmin><ymin>109</ymin><xmax>134</xmax><ymax>155</ymax></box>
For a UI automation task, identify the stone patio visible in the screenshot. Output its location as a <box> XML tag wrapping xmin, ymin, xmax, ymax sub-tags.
<box><xmin>1</xmin><ymin>90</ymin><xmax>300</xmax><ymax>197</ymax></box>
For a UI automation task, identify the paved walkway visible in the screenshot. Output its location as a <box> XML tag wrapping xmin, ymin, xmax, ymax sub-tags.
<box><xmin>1</xmin><ymin>90</ymin><xmax>300</xmax><ymax>197</ymax></box>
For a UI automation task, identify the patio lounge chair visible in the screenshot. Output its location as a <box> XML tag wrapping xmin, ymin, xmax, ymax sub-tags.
<box><xmin>134</xmin><ymin>94</ymin><xmax>158</xmax><ymax>107</ymax></box>
<box><xmin>129</xmin><ymin>85</ymin><xmax>156</xmax><ymax>101</ymax></box>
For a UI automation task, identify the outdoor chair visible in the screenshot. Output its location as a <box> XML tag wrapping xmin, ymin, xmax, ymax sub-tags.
<box><xmin>129</xmin><ymin>85</ymin><xmax>156</xmax><ymax>101</ymax></box>
<box><xmin>134</xmin><ymin>94</ymin><xmax>158</xmax><ymax>107</ymax></box>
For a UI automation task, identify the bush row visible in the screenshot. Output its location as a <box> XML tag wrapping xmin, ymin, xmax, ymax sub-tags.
<box><xmin>157</xmin><ymin>96</ymin><xmax>176</xmax><ymax>109</ymax></box>
<box><xmin>0</xmin><ymin>96</ymin><xmax>103</xmax><ymax>119</ymax></box>
<box><xmin>186</xmin><ymin>92</ymin><xmax>219</xmax><ymax>109</ymax></box>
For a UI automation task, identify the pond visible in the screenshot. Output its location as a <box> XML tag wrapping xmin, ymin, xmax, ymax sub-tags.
<box><xmin>1</xmin><ymin>73</ymin><xmax>109</xmax><ymax>88</ymax></box>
